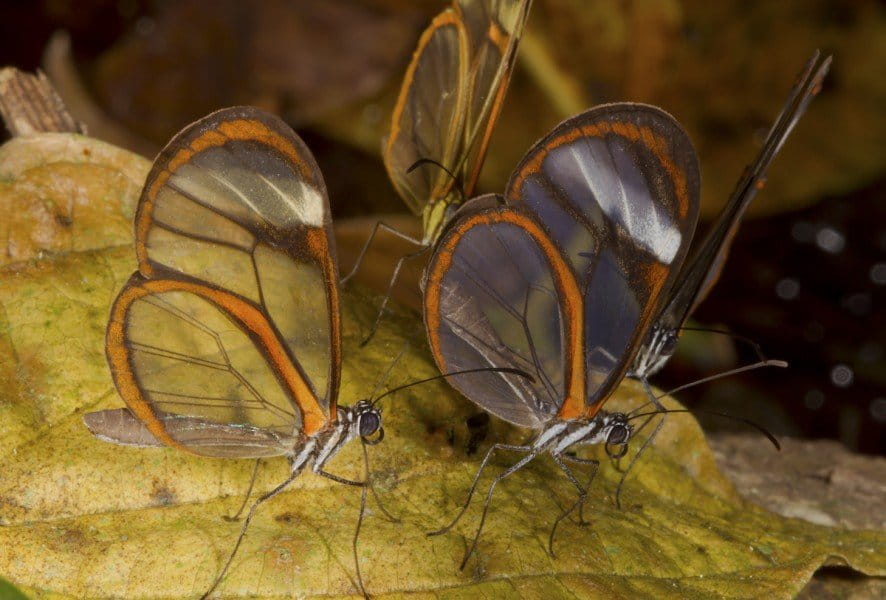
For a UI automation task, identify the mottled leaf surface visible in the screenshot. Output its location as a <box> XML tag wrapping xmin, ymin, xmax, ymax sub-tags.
<box><xmin>0</xmin><ymin>134</ymin><xmax>883</xmax><ymax>598</ymax></box>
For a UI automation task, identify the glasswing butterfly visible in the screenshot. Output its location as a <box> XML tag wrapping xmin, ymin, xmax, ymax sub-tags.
<box><xmin>82</xmin><ymin>106</ymin><xmax>386</xmax><ymax>598</ymax></box>
<box><xmin>630</xmin><ymin>51</ymin><xmax>832</xmax><ymax>379</ymax></box>
<box><xmin>343</xmin><ymin>0</ymin><xmax>533</xmax><ymax>340</ymax></box>
<box><xmin>421</xmin><ymin>52</ymin><xmax>828</xmax><ymax>568</ymax></box>
<box><xmin>384</xmin><ymin>0</ymin><xmax>534</xmax><ymax>244</ymax></box>
<box><xmin>611</xmin><ymin>51</ymin><xmax>831</xmax><ymax>495</ymax></box>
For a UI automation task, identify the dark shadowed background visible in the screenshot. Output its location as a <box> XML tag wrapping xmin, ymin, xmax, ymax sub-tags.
<box><xmin>1</xmin><ymin>0</ymin><xmax>883</xmax><ymax>454</ymax></box>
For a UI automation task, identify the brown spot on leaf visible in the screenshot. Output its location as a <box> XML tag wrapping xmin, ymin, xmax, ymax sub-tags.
<box><xmin>465</xmin><ymin>412</ymin><xmax>490</xmax><ymax>456</ymax></box>
<box><xmin>151</xmin><ymin>479</ymin><xmax>175</xmax><ymax>506</ymax></box>
<box><xmin>59</xmin><ymin>527</ymin><xmax>87</xmax><ymax>550</ymax></box>
<box><xmin>274</xmin><ymin>511</ymin><xmax>297</xmax><ymax>524</ymax></box>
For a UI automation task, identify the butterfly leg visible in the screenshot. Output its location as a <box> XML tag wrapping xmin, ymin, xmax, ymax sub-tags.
<box><xmin>359</xmin><ymin>439</ymin><xmax>400</xmax><ymax>523</ymax></box>
<box><xmin>427</xmin><ymin>442</ymin><xmax>532</xmax><ymax>537</ymax></box>
<box><xmin>223</xmin><ymin>458</ymin><xmax>262</xmax><ymax>522</ymax></box>
<box><xmin>339</xmin><ymin>220</ymin><xmax>423</xmax><ymax>286</ymax></box>
<box><xmin>459</xmin><ymin>450</ymin><xmax>539</xmax><ymax>570</ymax></box>
<box><xmin>547</xmin><ymin>453</ymin><xmax>599</xmax><ymax>557</ymax></box>
<box><xmin>359</xmin><ymin>243</ymin><xmax>431</xmax><ymax>347</ymax></box>
<box><xmin>316</xmin><ymin>469</ymin><xmax>365</xmax><ymax>487</ymax></box>
<box><xmin>351</xmin><ymin>440</ymin><xmax>380</xmax><ymax>599</ymax></box>
<box><xmin>352</xmin><ymin>469</ymin><xmax>372</xmax><ymax>599</ymax></box>
<box><xmin>560</xmin><ymin>453</ymin><xmax>600</xmax><ymax>526</ymax></box>
<box><xmin>202</xmin><ymin>469</ymin><xmax>301</xmax><ymax>599</ymax></box>
<box><xmin>614</xmin><ymin>377</ymin><xmax>666</xmax><ymax>509</ymax></box>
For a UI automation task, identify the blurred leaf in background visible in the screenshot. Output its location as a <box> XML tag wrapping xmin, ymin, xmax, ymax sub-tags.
<box><xmin>26</xmin><ymin>0</ymin><xmax>882</xmax><ymax>220</ymax></box>
<box><xmin>85</xmin><ymin>0</ymin><xmax>428</xmax><ymax>139</ymax></box>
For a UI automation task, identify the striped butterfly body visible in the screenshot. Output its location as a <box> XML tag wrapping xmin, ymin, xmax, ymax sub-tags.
<box><xmin>83</xmin><ymin>107</ymin><xmax>383</xmax><ymax>598</ymax></box>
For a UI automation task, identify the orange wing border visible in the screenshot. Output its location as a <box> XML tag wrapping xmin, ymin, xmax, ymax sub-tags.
<box><xmin>106</xmin><ymin>275</ymin><xmax>331</xmax><ymax>450</ymax></box>
<box><xmin>106</xmin><ymin>107</ymin><xmax>342</xmax><ymax>451</ymax></box>
<box><xmin>424</xmin><ymin>206</ymin><xmax>590</xmax><ymax>420</ymax></box>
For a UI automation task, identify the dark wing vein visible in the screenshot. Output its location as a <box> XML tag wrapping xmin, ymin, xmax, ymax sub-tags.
<box><xmin>139</xmin><ymin>293</ymin><xmax>296</xmax><ymax>422</ymax></box>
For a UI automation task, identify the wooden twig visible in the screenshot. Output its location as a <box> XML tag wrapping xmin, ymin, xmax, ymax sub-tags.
<box><xmin>0</xmin><ymin>67</ymin><xmax>84</xmax><ymax>136</ymax></box>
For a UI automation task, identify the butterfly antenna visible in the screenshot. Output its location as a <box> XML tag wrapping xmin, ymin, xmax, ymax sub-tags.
<box><xmin>625</xmin><ymin>357</ymin><xmax>787</xmax><ymax>420</ymax></box>
<box><xmin>658</xmin><ymin>359</ymin><xmax>787</xmax><ymax>399</ymax></box>
<box><xmin>628</xmin><ymin>407</ymin><xmax>780</xmax><ymax>450</ymax></box>
<box><xmin>678</xmin><ymin>325</ymin><xmax>768</xmax><ymax>363</ymax></box>
<box><xmin>352</xmin><ymin>444</ymin><xmax>371</xmax><ymax>599</ymax></box>
<box><xmin>624</xmin><ymin>397</ymin><xmax>658</xmax><ymax>419</ymax></box>
<box><xmin>368</xmin><ymin>343</ymin><xmax>410</xmax><ymax>405</ymax></box>
<box><xmin>371</xmin><ymin>367</ymin><xmax>534</xmax><ymax>407</ymax></box>
<box><xmin>617</xmin><ymin>359</ymin><xmax>786</xmax><ymax>507</ymax></box>
<box><xmin>407</xmin><ymin>157</ymin><xmax>467</xmax><ymax>201</ymax></box>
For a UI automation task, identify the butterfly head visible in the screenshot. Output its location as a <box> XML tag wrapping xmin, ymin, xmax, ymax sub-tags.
<box><xmin>352</xmin><ymin>399</ymin><xmax>384</xmax><ymax>445</ymax></box>
<box><xmin>601</xmin><ymin>412</ymin><xmax>633</xmax><ymax>460</ymax></box>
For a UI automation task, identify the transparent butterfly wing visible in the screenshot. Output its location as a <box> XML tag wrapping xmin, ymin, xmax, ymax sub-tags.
<box><xmin>96</xmin><ymin>107</ymin><xmax>340</xmax><ymax>457</ymax></box>
<box><xmin>385</xmin><ymin>0</ymin><xmax>532</xmax><ymax>239</ymax></box>
<box><xmin>506</xmin><ymin>104</ymin><xmax>701</xmax><ymax>412</ymax></box>
<box><xmin>425</xmin><ymin>198</ymin><xmax>577</xmax><ymax>427</ymax></box>
<box><xmin>384</xmin><ymin>9</ymin><xmax>469</xmax><ymax>216</ymax></box>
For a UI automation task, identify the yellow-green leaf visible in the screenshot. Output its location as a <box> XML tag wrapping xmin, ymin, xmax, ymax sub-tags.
<box><xmin>0</xmin><ymin>133</ymin><xmax>883</xmax><ymax>599</ymax></box>
<box><xmin>0</xmin><ymin>133</ymin><xmax>147</xmax><ymax>267</ymax></box>
<box><xmin>0</xmin><ymin>576</ymin><xmax>30</xmax><ymax>600</ymax></box>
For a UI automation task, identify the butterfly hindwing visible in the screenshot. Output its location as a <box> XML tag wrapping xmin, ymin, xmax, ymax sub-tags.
<box><xmin>425</xmin><ymin>198</ymin><xmax>583</xmax><ymax>427</ymax></box>
<box><xmin>83</xmin><ymin>408</ymin><xmax>292</xmax><ymax>457</ymax></box>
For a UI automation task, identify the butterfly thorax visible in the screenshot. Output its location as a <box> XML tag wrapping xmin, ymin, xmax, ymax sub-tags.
<box><xmin>533</xmin><ymin>412</ymin><xmax>632</xmax><ymax>457</ymax></box>
<box><xmin>422</xmin><ymin>191</ymin><xmax>463</xmax><ymax>246</ymax></box>
<box><xmin>630</xmin><ymin>325</ymin><xmax>679</xmax><ymax>379</ymax></box>
<box><xmin>291</xmin><ymin>401</ymin><xmax>381</xmax><ymax>475</ymax></box>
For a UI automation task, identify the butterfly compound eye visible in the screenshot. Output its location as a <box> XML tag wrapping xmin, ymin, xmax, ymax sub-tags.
<box><xmin>604</xmin><ymin>421</ymin><xmax>631</xmax><ymax>460</ymax></box>
<box><xmin>609</xmin><ymin>424</ymin><xmax>630</xmax><ymax>445</ymax></box>
<box><xmin>358</xmin><ymin>410</ymin><xmax>381</xmax><ymax>438</ymax></box>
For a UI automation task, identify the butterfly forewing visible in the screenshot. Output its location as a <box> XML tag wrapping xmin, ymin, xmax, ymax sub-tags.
<box><xmin>103</xmin><ymin>107</ymin><xmax>340</xmax><ymax>457</ymax></box>
<box><xmin>385</xmin><ymin>9</ymin><xmax>469</xmax><ymax>215</ymax></box>
<box><xmin>456</xmin><ymin>0</ymin><xmax>533</xmax><ymax>196</ymax></box>
<box><xmin>669</xmin><ymin>52</ymin><xmax>832</xmax><ymax>326</ymax></box>
<box><xmin>506</xmin><ymin>104</ymin><xmax>701</xmax><ymax>414</ymax></box>
<box><xmin>425</xmin><ymin>198</ymin><xmax>582</xmax><ymax>427</ymax></box>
